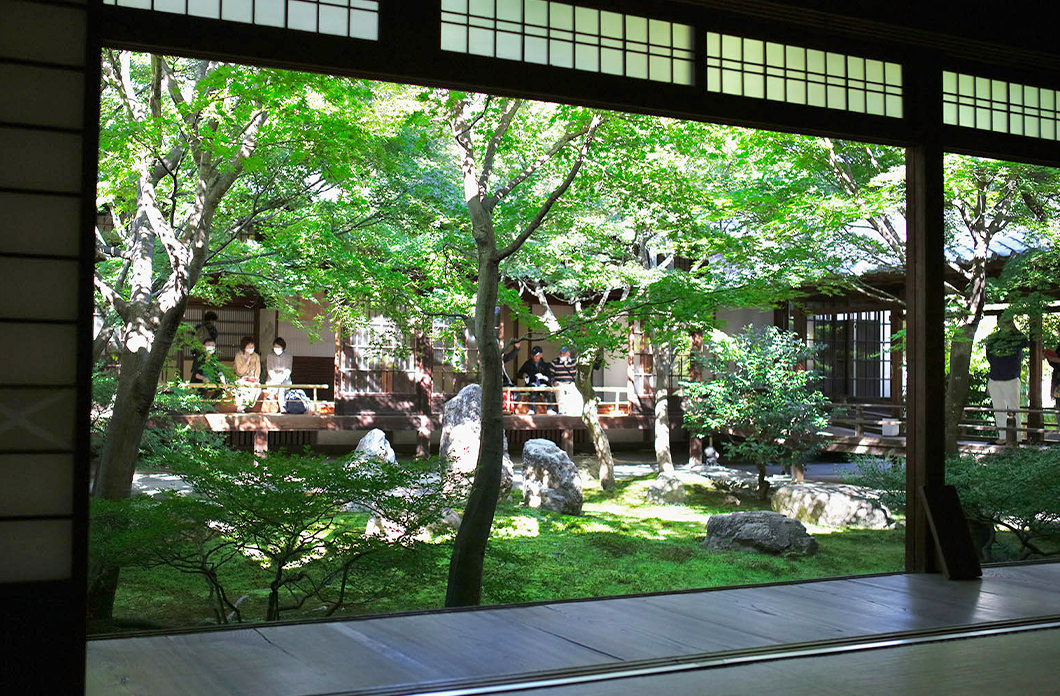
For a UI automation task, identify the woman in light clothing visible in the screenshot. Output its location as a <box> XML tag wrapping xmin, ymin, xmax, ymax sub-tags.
<box><xmin>233</xmin><ymin>336</ymin><xmax>261</xmax><ymax>412</ymax></box>
<box><xmin>267</xmin><ymin>337</ymin><xmax>293</xmax><ymax>409</ymax></box>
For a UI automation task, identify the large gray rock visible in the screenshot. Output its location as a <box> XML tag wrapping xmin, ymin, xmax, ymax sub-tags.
<box><xmin>438</xmin><ymin>384</ymin><xmax>514</xmax><ymax>500</ymax></box>
<box><xmin>646</xmin><ymin>473</ymin><xmax>687</xmax><ymax>505</ymax></box>
<box><xmin>772</xmin><ymin>482</ymin><xmax>894</xmax><ymax>529</ymax></box>
<box><xmin>703</xmin><ymin>510</ymin><xmax>818</xmax><ymax>555</ymax></box>
<box><xmin>353</xmin><ymin>428</ymin><xmax>397</xmax><ymax>465</ymax></box>
<box><xmin>521</xmin><ymin>439</ymin><xmax>583</xmax><ymax>515</ymax></box>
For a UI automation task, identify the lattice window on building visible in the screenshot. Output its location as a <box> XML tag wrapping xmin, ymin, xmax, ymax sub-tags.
<box><xmin>706</xmin><ymin>33</ymin><xmax>902</xmax><ymax>118</ymax></box>
<box><xmin>103</xmin><ymin>0</ymin><xmax>379</xmax><ymax>41</ymax></box>
<box><xmin>806</xmin><ymin>311</ymin><xmax>891</xmax><ymax>400</ymax></box>
<box><xmin>441</xmin><ymin>0</ymin><xmax>694</xmax><ymax>85</ymax></box>
<box><xmin>338</xmin><ymin>315</ymin><xmax>417</xmax><ymax>394</ymax></box>
<box><xmin>431</xmin><ymin>318</ymin><xmax>471</xmax><ymax>395</ymax></box>
<box><xmin>942</xmin><ymin>71</ymin><xmax>1060</xmax><ymax>140</ymax></box>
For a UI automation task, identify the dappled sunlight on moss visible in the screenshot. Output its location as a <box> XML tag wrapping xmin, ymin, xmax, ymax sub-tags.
<box><xmin>492</xmin><ymin>515</ymin><xmax>541</xmax><ymax>538</ymax></box>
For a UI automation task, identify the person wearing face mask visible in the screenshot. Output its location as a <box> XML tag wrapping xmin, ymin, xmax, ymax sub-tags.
<box><xmin>233</xmin><ymin>336</ymin><xmax>261</xmax><ymax>412</ymax></box>
<box><xmin>266</xmin><ymin>337</ymin><xmax>293</xmax><ymax>409</ymax></box>
<box><xmin>191</xmin><ymin>337</ymin><xmax>223</xmax><ymax>400</ymax></box>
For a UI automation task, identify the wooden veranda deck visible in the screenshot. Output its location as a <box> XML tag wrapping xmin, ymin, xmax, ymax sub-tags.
<box><xmin>86</xmin><ymin>563</ymin><xmax>1060</xmax><ymax>695</ymax></box>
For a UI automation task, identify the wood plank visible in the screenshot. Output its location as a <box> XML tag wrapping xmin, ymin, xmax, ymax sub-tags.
<box><xmin>319</xmin><ymin>609</ymin><xmax>620</xmax><ymax>682</ymax></box>
<box><xmin>87</xmin><ymin>565</ymin><xmax>1060</xmax><ymax>696</ymax></box>
<box><xmin>88</xmin><ymin>629</ymin><xmax>332</xmax><ymax>696</ymax></box>
<box><xmin>501</xmin><ymin>628</ymin><xmax>1060</xmax><ymax>696</ymax></box>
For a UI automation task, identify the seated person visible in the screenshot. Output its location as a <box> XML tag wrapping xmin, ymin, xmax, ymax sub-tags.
<box><xmin>266</xmin><ymin>337</ymin><xmax>293</xmax><ymax>409</ymax></box>
<box><xmin>190</xmin><ymin>338</ymin><xmax>222</xmax><ymax>399</ymax></box>
<box><xmin>233</xmin><ymin>336</ymin><xmax>261</xmax><ymax>411</ymax></box>
<box><xmin>518</xmin><ymin>346</ymin><xmax>553</xmax><ymax>413</ymax></box>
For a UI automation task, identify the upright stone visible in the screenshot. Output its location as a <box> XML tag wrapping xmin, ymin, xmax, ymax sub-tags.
<box><xmin>521</xmin><ymin>439</ymin><xmax>583</xmax><ymax>515</ymax></box>
<box><xmin>438</xmin><ymin>384</ymin><xmax>514</xmax><ymax>499</ymax></box>
<box><xmin>353</xmin><ymin>428</ymin><xmax>397</xmax><ymax>465</ymax></box>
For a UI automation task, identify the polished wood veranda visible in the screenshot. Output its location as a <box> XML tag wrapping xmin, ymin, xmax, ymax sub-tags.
<box><xmin>86</xmin><ymin>563</ymin><xmax>1060</xmax><ymax>696</ymax></box>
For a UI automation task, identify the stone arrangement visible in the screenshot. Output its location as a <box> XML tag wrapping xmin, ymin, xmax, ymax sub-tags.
<box><xmin>703</xmin><ymin>510</ymin><xmax>818</xmax><ymax>556</ymax></box>
<box><xmin>521</xmin><ymin>438</ymin><xmax>583</xmax><ymax>515</ymax></box>
<box><xmin>645</xmin><ymin>473</ymin><xmax>687</xmax><ymax>504</ymax></box>
<box><xmin>438</xmin><ymin>384</ymin><xmax>514</xmax><ymax>500</ymax></box>
<box><xmin>771</xmin><ymin>482</ymin><xmax>894</xmax><ymax>529</ymax></box>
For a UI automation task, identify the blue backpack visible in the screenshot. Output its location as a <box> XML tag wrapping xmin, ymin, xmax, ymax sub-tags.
<box><xmin>285</xmin><ymin>389</ymin><xmax>310</xmax><ymax>414</ymax></box>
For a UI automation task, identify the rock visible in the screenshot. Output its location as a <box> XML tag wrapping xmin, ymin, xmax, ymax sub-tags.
<box><xmin>646</xmin><ymin>473</ymin><xmax>687</xmax><ymax>504</ymax></box>
<box><xmin>703</xmin><ymin>510</ymin><xmax>818</xmax><ymax>555</ymax></box>
<box><xmin>574</xmin><ymin>454</ymin><xmax>601</xmax><ymax>480</ymax></box>
<box><xmin>771</xmin><ymin>482</ymin><xmax>894</xmax><ymax>529</ymax></box>
<box><xmin>353</xmin><ymin>428</ymin><xmax>397</xmax><ymax>465</ymax></box>
<box><xmin>438</xmin><ymin>384</ymin><xmax>514</xmax><ymax>500</ymax></box>
<box><xmin>690</xmin><ymin>464</ymin><xmax>767</xmax><ymax>498</ymax></box>
<box><xmin>521</xmin><ymin>439</ymin><xmax>583</xmax><ymax>515</ymax></box>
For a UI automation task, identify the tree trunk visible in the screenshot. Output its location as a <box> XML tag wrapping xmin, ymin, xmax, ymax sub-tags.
<box><xmin>88</xmin><ymin>301</ymin><xmax>189</xmax><ymax>623</ymax></box>
<box><xmin>575</xmin><ymin>353</ymin><xmax>615</xmax><ymax>490</ymax></box>
<box><xmin>944</xmin><ymin>319</ymin><xmax>979</xmax><ymax>457</ymax></box>
<box><xmin>445</xmin><ymin>216</ymin><xmax>503</xmax><ymax>607</ymax></box>
<box><xmin>653</xmin><ymin>344</ymin><xmax>674</xmax><ymax>474</ymax></box>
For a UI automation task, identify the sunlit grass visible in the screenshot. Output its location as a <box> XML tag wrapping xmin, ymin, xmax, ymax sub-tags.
<box><xmin>109</xmin><ymin>472</ymin><xmax>906</xmax><ymax>630</ymax></box>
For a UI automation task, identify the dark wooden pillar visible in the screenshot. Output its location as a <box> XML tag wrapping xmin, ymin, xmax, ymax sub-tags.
<box><xmin>905</xmin><ymin>59</ymin><xmax>947</xmax><ymax>573</ymax></box>
<box><xmin>1029</xmin><ymin>313</ymin><xmax>1043</xmax><ymax>443</ymax></box>
<box><xmin>890</xmin><ymin>310</ymin><xmax>905</xmax><ymax>416</ymax></box>
<box><xmin>561</xmin><ymin>427</ymin><xmax>574</xmax><ymax>457</ymax></box>
<box><xmin>253</xmin><ymin>430</ymin><xmax>269</xmax><ymax>456</ymax></box>
<box><xmin>773</xmin><ymin>303</ymin><xmax>790</xmax><ymax>331</ymax></box>
<box><xmin>687</xmin><ymin>329</ymin><xmax>704</xmax><ymax>466</ymax></box>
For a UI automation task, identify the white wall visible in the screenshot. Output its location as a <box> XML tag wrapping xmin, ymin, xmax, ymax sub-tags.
<box><xmin>715</xmin><ymin>307</ymin><xmax>774</xmax><ymax>335</ymax></box>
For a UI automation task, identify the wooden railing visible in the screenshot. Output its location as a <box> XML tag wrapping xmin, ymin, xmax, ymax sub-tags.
<box><xmin>502</xmin><ymin>386</ymin><xmax>630</xmax><ymax>415</ymax></box>
<box><xmin>183</xmin><ymin>382</ymin><xmax>331</xmax><ymax>411</ymax></box>
<box><xmin>823</xmin><ymin>401</ymin><xmax>1060</xmax><ymax>442</ymax></box>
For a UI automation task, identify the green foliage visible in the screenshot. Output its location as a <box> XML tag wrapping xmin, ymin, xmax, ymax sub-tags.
<box><xmin>92</xmin><ymin>449</ymin><xmax>460</xmax><ymax>623</ymax></box>
<box><xmin>682</xmin><ymin>326</ymin><xmax>830</xmax><ymax>485</ymax></box>
<box><xmin>91</xmin><ymin>368</ymin><xmax>227</xmax><ymax>469</ymax></box>
<box><xmin>849</xmin><ymin>448</ymin><xmax>1060</xmax><ymax>558</ymax></box>
<box><xmin>103</xmin><ymin>470</ymin><xmax>905</xmax><ymax>629</ymax></box>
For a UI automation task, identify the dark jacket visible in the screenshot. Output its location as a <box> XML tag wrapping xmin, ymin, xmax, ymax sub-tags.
<box><xmin>984</xmin><ymin>329</ymin><xmax>1030</xmax><ymax>381</ymax></box>
<box><xmin>518</xmin><ymin>358</ymin><xmax>551</xmax><ymax>387</ymax></box>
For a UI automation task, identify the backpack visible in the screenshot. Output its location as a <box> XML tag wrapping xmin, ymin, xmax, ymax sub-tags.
<box><xmin>284</xmin><ymin>389</ymin><xmax>310</xmax><ymax>414</ymax></box>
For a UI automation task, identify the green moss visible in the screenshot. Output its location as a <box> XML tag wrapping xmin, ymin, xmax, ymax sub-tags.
<box><xmin>106</xmin><ymin>473</ymin><xmax>908</xmax><ymax>632</ymax></box>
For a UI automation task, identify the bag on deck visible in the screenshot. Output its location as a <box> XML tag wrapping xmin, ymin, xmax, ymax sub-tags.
<box><xmin>284</xmin><ymin>389</ymin><xmax>310</xmax><ymax>414</ymax></box>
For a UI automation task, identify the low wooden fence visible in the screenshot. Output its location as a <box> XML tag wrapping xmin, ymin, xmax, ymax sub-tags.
<box><xmin>824</xmin><ymin>401</ymin><xmax>1060</xmax><ymax>442</ymax></box>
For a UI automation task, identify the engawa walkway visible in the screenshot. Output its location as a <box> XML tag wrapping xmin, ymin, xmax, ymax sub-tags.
<box><xmin>86</xmin><ymin>563</ymin><xmax>1060</xmax><ymax>696</ymax></box>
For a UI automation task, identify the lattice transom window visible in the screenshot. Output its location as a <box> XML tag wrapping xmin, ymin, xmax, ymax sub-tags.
<box><xmin>440</xmin><ymin>0</ymin><xmax>695</xmax><ymax>85</ymax></box>
<box><xmin>706</xmin><ymin>32</ymin><xmax>902</xmax><ymax>118</ymax></box>
<box><xmin>102</xmin><ymin>0</ymin><xmax>379</xmax><ymax>40</ymax></box>
<box><xmin>942</xmin><ymin>71</ymin><xmax>1060</xmax><ymax>140</ymax></box>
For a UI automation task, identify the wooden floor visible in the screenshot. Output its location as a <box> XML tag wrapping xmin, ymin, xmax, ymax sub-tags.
<box><xmin>86</xmin><ymin>563</ymin><xmax>1060</xmax><ymax>696</ymax></box>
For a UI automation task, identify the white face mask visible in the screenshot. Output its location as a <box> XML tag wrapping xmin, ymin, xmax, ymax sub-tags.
<box><xmin>245</xmin><ymin>346</ymin><xmax>254</xmax><ymax>355</ymax></box>
<box><xmin>205</xmin><ymin>345</ymin><xmax>216</xmax><ymax>353</ymax></box>
<box><xmin>273</xmin><ymin>346</ymin><xmax>283</xmax><ymax>355</ymax></box>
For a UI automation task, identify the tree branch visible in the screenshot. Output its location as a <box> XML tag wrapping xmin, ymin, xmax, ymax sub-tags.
<box><xmin>485</xmin><ymin>116</ymin><xmax>597</xmax><ymax>210</ymax></box>
<box><xmin>478</xmin><ymin>99</ymin><xmax>522</xmax><ymax>196</ymax></box>
<box><xmin>494</xmin><ymin>113</ymin><xmax>605</xmax><ymax>262</ymax></box>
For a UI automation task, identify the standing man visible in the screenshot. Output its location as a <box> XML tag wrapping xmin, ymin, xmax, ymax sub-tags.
<box><xmin>195</xmin><ymin>311</ymin><xmax>219</xmax><ymax>344</ymax></box>
<box><xmin>984</xmin><ymin>317</ymin><xmax>1030</xmax><ymax>444</ymax></box>
<box><xmin>518</xmin><ymin>346</ymin><xmax>552</xmax><ymax>413</ymax></box>
<box><xmin>550</xmin><ymin>345</ymin><xmax>580</xmax><ymax>414</ymax></box>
